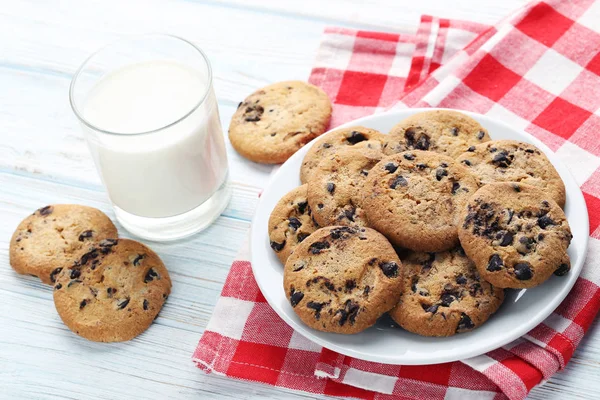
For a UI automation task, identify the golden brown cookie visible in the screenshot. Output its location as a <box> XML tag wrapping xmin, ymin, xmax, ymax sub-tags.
<box><xmin>268</xmin><ymin>184</ymin><xmax>319</xmax><ymax>264</ymax></box>
<box><xmin>284</xmin><ymin>226</ymin><xmax>403</xmax><ymax>334</ymax></box>
<box><xmin>458</xmin><ymin>183</ymin><xmax>572</xmax><ymax>289</ymax></box>
<box><xmin>229</xmin><ymin>81</ymin><xmax>332</xmax><ymax>164</ymax></box>
<box><xmin>456</xmin><ymin>140</ymin><xmax>566</xmax><ymax>208</ymax></box>
<box><xmin>363</xmin><ymin>151</ymin><xmax>479</xmax><ymax>252</ymax></box>
<box><xmin>9</xmin><ymin>205</ymin><xmax>118</xmax><ymax>285</ymax></box>
<box><xmin>300</xmin><ymin>126</ymin><xmax>385</xmax><ymax>183</ymax></box>
<box><xmin>389</xmin><ymin>247</ymin><xmax>504</xmax><ymax>337</ymax></box>
<box><xmin>53</xmin><ymin>239</ymin><xmax>171</xmax><ymax>342</ymax></box>
<box><xmin>383</xmin><ymin>110</ymin><xmax>490</xmax><ymax>157</ymax></box>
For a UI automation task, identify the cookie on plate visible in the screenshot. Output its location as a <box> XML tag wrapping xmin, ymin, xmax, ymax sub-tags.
<box><xmin>53</xmin><ymin>238</ymin><xmax>171</xmax><ymax>342</ymax></box>
<box><xmin>458</xmin><ymin>182</ymin><xmax>572</xmax><ymax>289</ymax></box>
<box><xmin>300</xmin><ymin>126</ymin><xmax>385</xmax><ymax>183</ymax></box>
<box><xmin>268</xmin><ymin>184</ymin><xmax>319</xmax><ymax>264</ymax></box>
<box><xmin>307</xmin><ymin>147</ymin><xmax>383</xmax><ymax>227</ymax></box>
<box><xmin>456</xmin><ymin>140</ymin><xmax>566</xmax><ymax>208</ymax></box>
<box><xmin>229</xmin><ymin>81</ymin><xmax>332</xmax><ymax>164</ymax></box>
<box><xmin>383</xmin><ymin>110</ymin><xmax>490</xmax><ymax>158</ymax></box>
<box><xmin>284</xmin><ymin>226</ymin><xmax>403</xmax><ymax>334</ymax></box>
<box><xmin>389</xmin><ymin>247</ymin><xmax>504</xmax><ymax>337</ymax></box>
<box><xmin>9</xmin><ymin>205</ymin><xmax>118</xmax><ymax>285</ymax></box>
<box><xmin>363</xmin><ymin>150</ymin><xmax>479</xmax><ymax>252</ymax></box>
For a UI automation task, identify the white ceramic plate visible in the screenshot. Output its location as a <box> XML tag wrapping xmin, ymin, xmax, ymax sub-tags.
<box><xmin>250</xmin><ymin>108</ymin><xmax>589</xmax><ymax>365</ymax></box>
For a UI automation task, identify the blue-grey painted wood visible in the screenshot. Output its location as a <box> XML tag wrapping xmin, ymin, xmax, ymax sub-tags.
<box><xmin>2</xmin><ymin>0</ymin><xmax>598</xmax><ymax>399</ymax></box>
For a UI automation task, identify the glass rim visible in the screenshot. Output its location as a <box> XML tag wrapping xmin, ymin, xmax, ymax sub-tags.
<box><xmin>69</xmin><ymin>33</ymin><xmax>213</xmax><ymax>137</ymax></box>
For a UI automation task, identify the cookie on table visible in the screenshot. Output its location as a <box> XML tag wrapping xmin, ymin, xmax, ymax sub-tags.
<box><xmin>458</xmin><ymin>182</ymin><xmax>572</xmax><ymax>289</ymax></box>
<box><xmin>389</xmin><ymin>247</ymin><xmax>504</xmax><ymax>337</ymax></box>
<box><xmin>383</xmin><ymin>110</ymin><xmax>490</xmax><ymax>158</ymax></box>
<box><xmin>363</xmin><ymin>150</ymin><xmax>479</xmax><ymax>252</ymax></box>
<box><xmin>229</xmin><ymin>81</ymin><xmax>332</xmax><ymax>164</ymax></box>
<box><xmin>53</xmin><ymin>239</ymin><xmax>171</xmax><ymax>342</ymax></box>
<box><xmin>456</xmin><ymin>140</ymin><xmax>566</xmax><ymax>208</ymax></box>
<box><xmin>284</xmin><ymin>226</ymin><xmax>403</xmax><ymax>334</ymax></box>
<box><xmin>268</xmin><ymin>184</ymin><xmax>319</xmax><ymax>264</ymax></box>
<box><xmin>300</xmin><ymin>126</ymin><xmax>385</xmax><ymax>183</ymax></box>
<box><xmin>307</xmin><ymin>147</ymin><xmax>383</xmax><ymax>227</ymax></box>
<box><xmin>9</xmin><ymin>205</ymin><xmax>118</xmax><ymax>285</ymax></box>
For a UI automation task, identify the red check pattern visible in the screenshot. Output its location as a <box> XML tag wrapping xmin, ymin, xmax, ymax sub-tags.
<box><xmin>194</xmin><ymin>2</ymin><xmax>600</xmax><ymax>399</ymax></box>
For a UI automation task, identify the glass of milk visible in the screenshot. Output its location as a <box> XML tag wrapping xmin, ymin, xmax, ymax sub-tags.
<box><xmin>70</xmin><ymin>34</ymin><xmax>231</xmax><ymax>241</ymax></box>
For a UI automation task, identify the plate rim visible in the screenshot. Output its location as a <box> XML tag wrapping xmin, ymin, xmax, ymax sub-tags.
<box><xmin>250</xmin><ymin>107</ymin><xmax>589</xmax><ymax>365</ymax></box>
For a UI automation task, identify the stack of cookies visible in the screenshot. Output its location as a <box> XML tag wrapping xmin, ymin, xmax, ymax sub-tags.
<box><xmin>9</xmin><ymin>205</ymin><xmax>171</xmax><ymax>342</ymax></box>
<box><xmin>268</xmin><ymin>110</ymin><xmax>572</xmax><ymax>337</ymax></box>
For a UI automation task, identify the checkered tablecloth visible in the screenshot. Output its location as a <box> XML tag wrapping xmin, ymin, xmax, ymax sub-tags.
<box><xmin>194</xmin><ymin>1</ymin><xmax>600</xmax><ymax>399</ymax></box>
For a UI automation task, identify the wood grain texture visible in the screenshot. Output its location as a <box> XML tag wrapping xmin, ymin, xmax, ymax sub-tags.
<box><xmin>1</xmin><ymin>0</ymin><xmax>598</xmax><ymax>399</ymax></box>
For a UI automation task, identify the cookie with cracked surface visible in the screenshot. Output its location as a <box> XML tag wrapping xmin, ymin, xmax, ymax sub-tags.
<box><xmin>229</xmin><ymin>81</ymin><xmax>332</xmax><ymax>164</ymax></box>
<box><xmin>456</xmin><ymin>140</ymin><xmax>566</xmax><ymax>208</ymax></box>
<box><xmin>383</xmin><ymin>110</ymin><xmax>490</xmax><ymax>157</ymax></box>
<box><xmin>363</xmin><ymin>150</ymin><xmax>479</xmax><ymax>252</ymax></box>
<box><xmin>268</xmin><ymin>184</ymin><xmax>319</xmax><ymax>264</ymax></box>
<box><xmin>389</xmin><ymin>247</ymin><xmax>504</xmax><ymax>337</ymax></box>
<box><xmin>300</xmin><ymin>126</ymin><xmax>385</xmax><ymax>183</ymax></box>
<box><xmin>9</xmin><ymin>205</ymin><xmax>118</xmax><ymax>285</ymax></box>
<box><xmin>283</xmin><ymin>226</ymin><xmax>403</xmax><ymax>334</ymax></box>
<box><xmin>53</xmin><ymin>238</ymin><xmax>171</xmax><ymax>342</ymax></box>
<box><xmin>307</xmin><ymin>147</ymin><xmax>384</xmax><ymax>227</ymax></box>
<box><xmin>458</xmin><ymin>182</ymin><xmax>572</xmax><ymax>289</ymax></box>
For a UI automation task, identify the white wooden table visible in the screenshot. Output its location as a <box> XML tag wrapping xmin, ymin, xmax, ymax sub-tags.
<box><xmin>1</xmin><ymin>1</ymin><xmax>599</xmax><ymax>398</ymax></box>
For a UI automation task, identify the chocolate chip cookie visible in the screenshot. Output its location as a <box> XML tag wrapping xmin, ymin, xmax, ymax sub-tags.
<box><xmin>307</xmin><ymin>147</ymin><xmax>384</xmax><ymax>227</ymax></box>
<box><xmin>53</xmin><ymin>239</ymin><xmax>171</xmax><ymax>342</ymax></box>
<box><xmin>268</xmin><ymin>184</ymin><xmax>319</xmax><ymax>264</ymax></box>
<box><xmin>458</xmin><ymin>183</ymin><xmax>572</xmax><ymax>289</ymax></box>
<box><xmin>300</xmin><ymin>126</ymin><xmax>385</xmax><ymax>183</ymax></box>
<box><xmin>456</xmin><ymin>140</ymin><xmax>566</xmax><ymax>208</ymax></box>
<box><xmin>383</xmin><ymin>110</ymin><xmax>490</xmax><ymax>158</ymax></box>
<box><xmin>389</xmin><ymin>247</ymin><xmax>504</xmax><ymax>337</ymax></box>
<box><xmin>10</xmin><ymin>205</ymin><xmax>118</xmax><ymax>285</ymax></box>
<box><xmin>284</xmin><ymin>226</ymin><xmax>403</xmax><ymax>334</ymax></box>
<box><xmin>229</xmin><ymin>81</ymin><xmax>332</xmax><ymax>164</ymax></box>
<box><xmin>363</xmin><ymin>151</ymin><xmax>479</xmax><ymax>252</ymax></box>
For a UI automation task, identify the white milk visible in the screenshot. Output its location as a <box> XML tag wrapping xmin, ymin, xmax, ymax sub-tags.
<box><xmin>82</xmin><ymin>60</ymin><xmax>228</xmax><ymax>218</ymax></box>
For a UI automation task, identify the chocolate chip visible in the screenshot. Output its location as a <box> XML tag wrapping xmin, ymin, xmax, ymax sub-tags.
<box><xmin>514</xmin><ymin>263</ymin><xmax>533</xmax><ymax>280</ymax></box>
<box><xmin>322</xmin><ymin>143</ymin><xmax>332</xmax><ymax>149</ymax></box>
<box><xmin>78</xmin><ymin>230</ymin><xmax>93</xmax><ymax>241</ymax></box>
<box><xmin>50</xmin><ymin>267</ymin><xmax>63</xmax><ymax>283</ymax></box>
<box><xmin>38</xmin><ymin>206</ymin><xmax>53</xmax><ymax>216</ymax></box>
<box><xmin>440</xmin><ymin>293</ymin><xmax>456</xmax><ymax>307</ymax></box>
<box><xmin>307</xmin><ymin>301</ymin><xmax>327</xmax><ymax>320</ymax></box>
<box><xmin>525</xmin><ymin>148</ymin><xmax>535</xmax><ymax>153</ymax></box>
<box><xmin>290</xmin><ymin>289</ymin><xmax>304</xmax><ymax>307</ymax></box>
<box><xmin>499</xmin><ymin>231</ymin><xmax>514</xmax><ymax>246</ymax></box>
<box><xmin>538</xmin><ymin>215</ymin><xmax>556</xmax><ymax>229</ymax></box>
<box><xmin>379</xmin><ymin>261</ymin><xmax>399</xmax><ymax>278</ymax></box>
<box><xmin>456</xmin><ymin>275</ymin><xmax>467</xmax><ymax>285</ymax></box>
<box><xmin>54</xmin><ymin>283</ymin><xmax>62</xmax><ymax>290</ymax></box>
<box><xmin>346</xmin><ymin>131</ymin><xmax>367</xmax><ymax>145</ymax></box>
<box><xmin>297</xmin><ymin>201</ymin><xmax>308</xmax><ymax>214</ymax></box>
<box><xmin>345</xmin><ymin>280</ymin><xmax>356</xmax><ymax>290</ymax></box>
<box><xmin>469</xmin><ymin>283</ymin><xmax>482</xmax><ymax>296</ymax></box>
<box><xmin>363</xmin><ymin>286</ymin><xmax>370</xmax><ymax>296</ymax></box>
<box><xmin>467</xmin><ymin>146</ymin><xmax>476</xmax><ymax>152</ymax></box>
<box><xmin>423</xmin><ymin>304</ymin><xmax>438</xmax><ymax>314</ymax></box>
<box><xmin>436</xmin><ymin>169</ymin><xmax>448</xmax><ymax>181</ymax></box>
<box><xmin>144</xmin><ymin>268</ymin><xmax>159</xmax><ymax>283</ymax></box>
<box><xmin>244</xmin><ymin>105</ymin><xmax>264</xmax><ymax>122</ymax></box>
<box><xmin>318</xmin><ymin>203</ymin><xmax>324</xmax><ymax>209</ymax></box>
<box><xmin>309</xmin><ymin>241</ymin><xmax>330</xmax><ymax>254</ymax></box>
<box><xmin>67</xmin><ymin>279</ymin><xmax>82</xmax><ymax>288</ymax></box>
<box><xmin>390</xmin><ymin>175</ymin><xmax>408</xmax><ymax>189</ymax></box>
<box><xmin>360</xmin><ymin>169</ymin><xmax>369</xmax><ymax>176</ymax></box>
<box><xmin>133</xmin><ymin>254</ymin><xmax>145</xmax><ymax>266</ymax></box>
<box><xmin>451</xmin><ymin>182</ymin><xmax>461</xmax><ymax>194</ymax></box>
<box><xmin>270</xmin><ymin>240</ymin><xmax>286</xmax><ymax>252</ymax></box>
<box><xmin>384</xmin><ymin>163</ymin><xmax>398</xmax><ymax>173</ymax></box>
<box><xmin>403</xmin><ymin>153</ymin><xmax>415</xmax><ymax>160</ymax></box>
<box><xmin>99</xmin><ymin>239</ymin><xmax>118</xmax><ymax>254</ymax></box>
<box><xmin>512</xmin><ymin>184</ymin><xmax>521</xmax><ymax>192</ymax></box>
<box><xmin>457</xmin><ymin>313</ymin><xmax>475</xmax><ymax>332</ymax></box>
<box><xmin>117</xmin><ymin>298</ymin><xmax>130</xmax><ymax>310</ymax></box>
<box><xmin>537</xmin><ymin>233</ymin><xmax>545</xmax><ymax>241</ymax></box>
<box><xmin>297</xmin><ymin>232</ymin><xmax>310</xmax><ymax>243</ymax></box>
<box><xmin>143</xmin><ymin>299</ymin><xmax>149</xmax><ymax>310</ymax></box>
<box><xmin>288</xmin><ymin>217</ymin><xmax>302</xmax><ymax>231</ymax></box>
<box><xmin>107</xmin><ymin>287</ymin><xmax>116</xmax><ymax>297</ymax></box>
<box><xmin>462</xmin><ymin>160</ymin><xmax>472</xmax><ymax>166</ymax></box>
<box><xmin>554</xmin><ymin>263</ymin><xmax>570</xmax><ymax>276</ymax></box>
<box><xmin>477</xmin><ymin>131</ymin><xmax>485</xmax><ymax>140</ymax></box>
<box><xmin>330</xmin><ymin>226</ymin><xmax>355</xmax><ymax>239</ymax></box>
<box><xmin>416</xmin><ymin>163</ymin><xmax>428</xmax><ymax>170</ymax></box>
<box><xmin>487</xmin><ymin>254</ymin><xmax>503</xmax><ymax>272</ymax></box>
<box><xmin>337</xmin><ymin>300</ymin><xmax>360</xmax><ymax>326</ymax></box>
<box><xmin>79</xmin><ymin>299</ymin><xmax>88</xmax><ymax>310</ymax></box>
<box><xmin>450</xmin><ymin>127</ymin><xmax>459</xmax><ymax>136</ymax></box>
<box><xmin>326</xmin><ymin>182</ymin><xmax>335</xmax><ymax>194</ymax></box>
<box><xmin>70</xmin><ymin>269</ymin><xmax>81</xmax><ymax>279</ymax></box>
<box><xmin>492</xmin><ymin>151</ymin><xmax>512</xmax><ymax>168</ymax></box>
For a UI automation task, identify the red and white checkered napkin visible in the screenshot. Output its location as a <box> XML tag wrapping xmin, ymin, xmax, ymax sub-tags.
<box><xmin>194</xmin><ymin>1</ymin><xmax>600</xmax><ymax>399</ymax></box>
